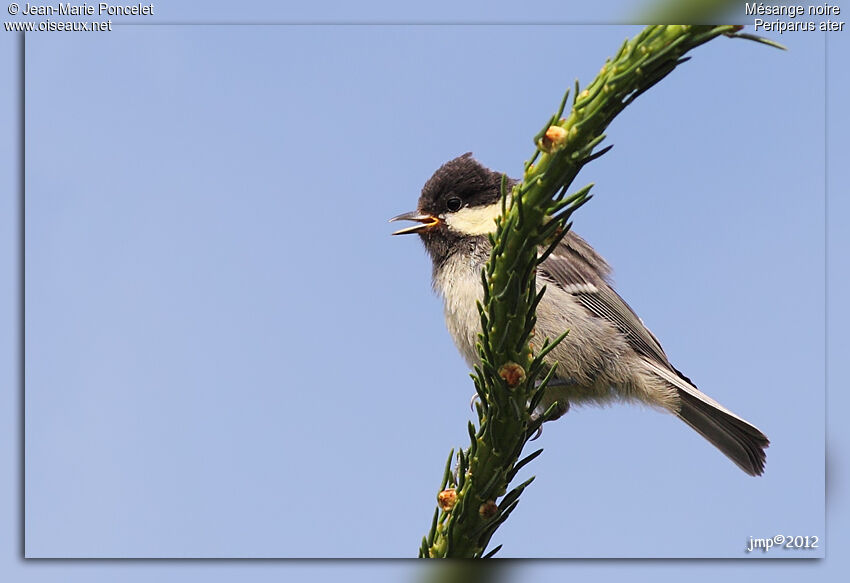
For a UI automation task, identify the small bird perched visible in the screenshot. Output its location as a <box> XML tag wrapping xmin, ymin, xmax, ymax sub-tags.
<box><xmin>391</xmin><ymin>153</ymin><xmax>769</xmax><ymax>476</ymax></box>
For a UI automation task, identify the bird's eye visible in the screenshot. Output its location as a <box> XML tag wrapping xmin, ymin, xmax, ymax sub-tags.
<box><xmin>446</xmin><ymin>197</ymin><xmax>463</xmax><ymax>212</ymax></box>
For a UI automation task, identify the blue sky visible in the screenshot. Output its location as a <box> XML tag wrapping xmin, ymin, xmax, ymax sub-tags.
<box><xmin>2</xmin><ymin>0</ymin><xmax>849</xmax><ymax>581</ymax></box>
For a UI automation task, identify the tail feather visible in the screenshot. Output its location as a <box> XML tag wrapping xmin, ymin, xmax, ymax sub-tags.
<box><xmin>676</xmin><ymin>389</ymin><xmax>769</xmax><ymax>476</ymax></box>
<box><xmin>642</xmin><ymin>358</ymin><xmax>769</xmax><ymax>476</ymax></box>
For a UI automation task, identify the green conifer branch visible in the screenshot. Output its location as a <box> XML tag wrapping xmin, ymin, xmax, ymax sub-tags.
<box><xmin>421</xmin><ymin>25</ymin><xmax>780</xmax><ymax>559</ymax></box>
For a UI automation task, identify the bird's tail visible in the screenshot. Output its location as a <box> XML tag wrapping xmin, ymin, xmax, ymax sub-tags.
<box><xmin>643</xmin><ymin>359</ymin><xmax>769</xmax><ymax>476</ymax></box>
<box><xmin>675</xmin><ymin>387</ymin><xmax>769</xmax><ymax>476</ymax></box>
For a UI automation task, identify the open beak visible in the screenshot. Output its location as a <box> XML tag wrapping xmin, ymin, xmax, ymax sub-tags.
<box><xmin>389</xmin><ymin>211</ymin><xmax>440</xmax><ymax>235</ymax></box>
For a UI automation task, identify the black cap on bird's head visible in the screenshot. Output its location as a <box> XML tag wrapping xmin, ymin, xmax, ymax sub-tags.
<box><xmin>390</xmin><ymin>153</ymin><xmax>511</xmax><ymax>260</ymax></box>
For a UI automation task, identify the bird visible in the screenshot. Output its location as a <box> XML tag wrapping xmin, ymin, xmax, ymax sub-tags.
<box><xmin>390</xmin><ymin>153</ymin><xmax>769</xmax><ymax>476</ymax></box>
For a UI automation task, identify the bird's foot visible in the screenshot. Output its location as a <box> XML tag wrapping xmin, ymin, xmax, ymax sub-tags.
<box><xmin>528</xmin><ymin>399</ymin><xmax>569</xmax><ymax>440</ymax></box>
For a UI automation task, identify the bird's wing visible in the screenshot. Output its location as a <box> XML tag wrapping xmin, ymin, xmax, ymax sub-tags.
<box><xmin>538</xmin><ymin>231</ymin><xmax>672</xmax><ymax>368</ymax></box>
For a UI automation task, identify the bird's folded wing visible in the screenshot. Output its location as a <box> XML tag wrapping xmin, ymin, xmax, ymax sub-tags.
<box><xmin>538</xmin><ymin>232</ymin><xmax>672</xmax><ymax>369</ymax></box>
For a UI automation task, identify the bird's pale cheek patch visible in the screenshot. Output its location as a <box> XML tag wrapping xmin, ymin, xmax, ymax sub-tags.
<box><xmin>442</xmin><ymin>203</ymin><xmax>503</xmax><ymax>236</ymax></box>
